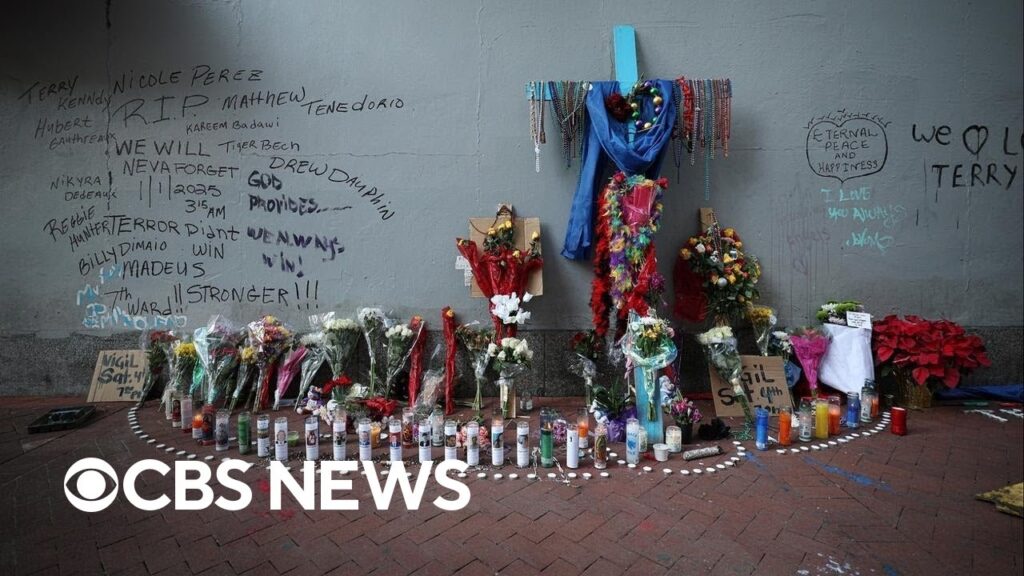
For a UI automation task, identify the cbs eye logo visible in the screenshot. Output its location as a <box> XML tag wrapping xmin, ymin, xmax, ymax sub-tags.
<box><xmin>64</xmin><ymin>457</ymin><xmax>119</xmax><ymax>512</ymax></box>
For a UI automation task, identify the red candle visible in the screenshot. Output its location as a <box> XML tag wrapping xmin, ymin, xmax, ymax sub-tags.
<box><xmin>890</xmin><ymin>407</ymin><xmax>907</xmax><ymax>436</ymax></box>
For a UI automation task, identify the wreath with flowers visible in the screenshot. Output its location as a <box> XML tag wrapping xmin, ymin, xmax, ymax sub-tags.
<box><xmin>591</xmin><ymin>172</ymin><xmax>667</xmax><ymax>338</ymax></box>
<box><xmin>678</xmin><ymin>225</ymin><xmax>761</xmax><ymax>323</ymax></box>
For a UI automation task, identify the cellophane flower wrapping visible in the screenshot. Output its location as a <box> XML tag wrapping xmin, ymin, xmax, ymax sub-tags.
<box><xmin>168</xmin><ymin>340</ymin><xmax>197</xmax><ymax>397</ymax></box>
<box><xmin>273</xmin><ymin>345</ymin><xmax>307</xmax><ymax>410</ymax></box>
<box><xmin>383</xmin><ymin>322</ymin><xmax>420</xmax><ymax>400</ymax></box>
<box><xmin>138</xmin><ymin>330</ymin><xmax>177</xmax><ymax>408</ymax></box>
<box><xmin>194</xmin><ymin>316</ymin><xmax>243</xmax><ymax>406</ymax></box>
<box><xmin>246</xmin><ymin>315</ymin><xmax>292</xmax><ymax>412</ymax></box>
<box><xmin>358</xmin><ymin>307</ymin><xmax>389</xmax><ymax>397</ymax></box>
<box><xmin>322</xmin><ymin>314</ymin><xmax>361</xmax><ymax>378</ymax></box>
<box><xmin>413</xmin><ymin>345</ymin><xmax>447</xmax><ymax>420</ymax></box>
<box><xmin>295</xmin><ymin>332</ymin><xmax>327</xmax><ymax>412</ymax></box>
<box><xmin>488</xmin><ymin>337</ymin><xmax>533</xmax><ymax>418</ymax></box>
<box><xmin>747</xmin><ymin>305</ymin><xmax>777</xmax><ymax>357</ymax></box>
<box><xmin>698</xmin><ymin>325</ymin><xmax>752</xmax><ymax>422</ymax></box>
<box><xmin>456</xmin><ymin>323</ymin><xmax>494</xmax><ymax>413</ymax></box>
<box><xmin>790</xmin><ymin>328</ymin><xmax>831</xmax><ymax>396</ymax></box>
<box><xmin>228</xmin><ymin>345</ymin><xmax>255</xmax><ymax>411</ymax></box>
<box><xmin>569</xmin><ymin>329</ymin><xmax>601</xmax><ymax>407</ymax></box>
<box><xmin>621</xmin><ymin>311</ymin><xmax>678</xmax><ymax>422</ymax></box>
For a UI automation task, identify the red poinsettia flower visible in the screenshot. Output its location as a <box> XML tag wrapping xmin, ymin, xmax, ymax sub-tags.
<box><xmin>871</xmin><ymin>315</ymin><xmax>990</xmax><ymax>388</ymax></box>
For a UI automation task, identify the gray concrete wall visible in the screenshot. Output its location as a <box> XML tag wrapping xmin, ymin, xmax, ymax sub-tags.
<box><xmin>0</xmin><ymin>1</ymin><xmax>1021</xmax><ymax>395</ymax></box>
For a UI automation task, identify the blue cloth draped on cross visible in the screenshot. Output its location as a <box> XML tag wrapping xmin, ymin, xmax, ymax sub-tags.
<box><xmin>561</xmin><ymin>79</ymin><xmax>677</xmax><ymax>260</ymax></box>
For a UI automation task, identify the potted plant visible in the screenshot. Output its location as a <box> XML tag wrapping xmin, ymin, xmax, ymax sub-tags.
<box><xmin>872</xmin><ymin>315</ymin><xmax>991</xmax><ymax>409</ymax></box>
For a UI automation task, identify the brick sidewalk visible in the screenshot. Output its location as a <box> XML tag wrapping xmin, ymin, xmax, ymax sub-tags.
<box><xmin>0</xmin><ymin>396</ymin><xmax>1020</xmax><ymax>576</ymax></box>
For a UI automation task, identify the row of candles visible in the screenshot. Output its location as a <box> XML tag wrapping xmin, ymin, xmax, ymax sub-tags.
<box><xmin>164</xmin><ymin>398</ymin><xmax>696</xmax><ymax>469</ymax></box>
<box><xmin>755</xmin><ymin>379</ymin><xmax>907</xmax><ymax>450</ymax></box>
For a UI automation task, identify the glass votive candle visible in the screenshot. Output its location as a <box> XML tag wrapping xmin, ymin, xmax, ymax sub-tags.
<box><xmin>828</xmin><ymin>395</ymin><xmax>842</xmax><ymax>435</ymax></box>
<box><xmin>576</xmin><ymin>408</ymin><xmax>590</xmax><ymax>449</ymax></box>
<box><xmin>778</xmin><ymin>406</ymin><xmax>792</xmax><ymax>447</ymax></box>
<box><xmin>215</xmin><ymin>409</ymin><xmax>230</xmax><ymax>451</ymax></box>
<box><xmin>814</xmin><ymin>398</ymin><xmax>829</xmax><ymax>440</ymax></box>
<box><xmin>891</xmin><ymin>407</ymin><xmax>907</xmax><ymax>435</ymax></box>
<box><xmin>665</xmin><ymin>426</ymin><xmax>683</xmax><ymax>453</ymax></box>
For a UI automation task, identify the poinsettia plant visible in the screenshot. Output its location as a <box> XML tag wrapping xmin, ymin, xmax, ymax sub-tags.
<box><xmin>872</xmin><ymin>315</ymin><xmax>990</xmax><ymax>388</ymax></box>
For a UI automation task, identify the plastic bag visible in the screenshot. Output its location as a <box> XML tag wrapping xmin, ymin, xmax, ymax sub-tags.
<box><xmin>819</xmin><ymin>323</ymin><xmax>874</xmax><ymax>395</ymax></box>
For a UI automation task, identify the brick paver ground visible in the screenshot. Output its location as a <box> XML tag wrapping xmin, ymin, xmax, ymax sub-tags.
<box><xmin>0</xmin><ymin>395</ymin><xmax>1020</xmax><ymax>575</ymax></box>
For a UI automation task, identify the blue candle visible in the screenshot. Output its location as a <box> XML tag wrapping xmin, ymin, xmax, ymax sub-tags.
<box><xmin>846</xmin><ymin>392</ymin><xmax>860</xmax><ymax>429</ymax></box>
<box><xmin>755</xmin><ymin>408</ymin><xmax>769</xmax><ymax>450</ymax></box>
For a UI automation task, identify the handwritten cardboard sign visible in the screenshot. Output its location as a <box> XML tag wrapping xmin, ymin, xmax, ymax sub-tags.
<box><xmin>710</xmin><ymin>355</ymin><xmax>792</xmax><ymax>417</ymax></box>
<box><xmin>467</xmin><ymin>216</ymin><xmax>543</xmax><ymax>297</ymax></box>
<box><xmin>87</xmin><ymin>350</ymin><xmax>149</xmax><ymax>403</ymax></box>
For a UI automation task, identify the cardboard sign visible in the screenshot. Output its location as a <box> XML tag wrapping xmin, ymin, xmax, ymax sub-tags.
<box><xmin>87</xmin><ymin>350</ymin><xmax>149</xmax><ymax>402</ymax></box>
<box><xmin>710</xmin><ymin>355</ymin><xmax>792</xmax><ymax>417</ymax></box>
<box><xmin>466</xmin><ymin>216</ymin><xmax>543</xmax><ymax>297</ymax></box>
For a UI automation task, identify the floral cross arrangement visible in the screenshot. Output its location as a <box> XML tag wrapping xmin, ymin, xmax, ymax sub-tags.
<box><xmin>679</xmin><ymin>224</ymin><xmax>761</xmax><ymax>323</ymax></box>
<box><xmin>872</xmin><ymin>315</ymin><xmax>990</xmax><ymax>388</ymax></box>
<box><xmin>456</xmin><ymin>211</ymin><xmax>543</xmax><ymax>341</ymax></box>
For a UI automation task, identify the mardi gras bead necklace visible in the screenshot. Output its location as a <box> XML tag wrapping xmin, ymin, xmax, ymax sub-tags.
<box><xmin>548</xmin><ymin>81</ymin><xmax>589</xmax><ymax>167</ymax></box>
<box><xmin>528</xmin><ymin>81</ymin><xmax>547</xmax><ymax>173</ymax></box>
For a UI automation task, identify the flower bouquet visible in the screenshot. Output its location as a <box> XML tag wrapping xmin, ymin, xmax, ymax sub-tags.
<box><xmin>769</xmin><ymin>330</ymin><xmax>802</xmax><ymax>389</ymax></box>
<box><xmin>569</xmin><ymin>329</ymin><xmax>602</xmax><ymax>408</ymax></box>
<box><xmin>456</xmin><ymin>323</ymin><xmax>495</xmax><ymax>415</ymax></box>
<box><xmin>747</xmin><ymin>305</ymin><xmax>776</xmax><ymax>356</ymax></box>
<box><xmin>488</xmin><ymin>336</ymin><xmax>533</xmax><ymax>419</ymax></box>
<box><xmin>323</xmin><ymin>315</ymin><xmax>361</xmax><ymax>378</ymax></box>
<box><xmin>591</xmin><ymin>173</ymin><xmax>667</xmax><ymax>338</ymax></box>
<box><xmin>136</xmin><ymin>330</ymin><xmax>178</xmax><ymax>408</ymax></box>
<box><xmin>295</xmin><ymin>332</ymin><xmax>327</xmax><ymax>413</ymax></box>
<box><xmin>816</xmin><ymin>300</ymin><xmax>864</xmax><ymax>325</ymax></box>
<box><xmin>678</xmin><ymin>224</ymin><xmax>761</xmax><ymax>324</ymax></box>
<box><xmin>698</xmin><ymin>325</ymin><xmax>753</xmax><ymax>437</ymax></box>
<box><xmin>621</xmin><ymin>311</ymin><xmax>677</xmax><ymax>443</ymax></box>
<box><xmin>164</xmin><ymin>339</ymin><xmax>198</xmax><ymax>414</ymax></box>
<box><xmin>669</xmin><ymin>396</ymin><xmax>702</xmax><ymax>443</ymax></box>
<box><xmin>790</xmin><ymin>327</ymin><xmax>831</xmax><ymax>397</ymax></box>
<box><xmin>456</xmin><ymin>215</ymin><xmax>543</xmax><ymax>341</ymax></box>
<box><xmin>246</xmin><ymin>315</ymin><xmax>292</xmax><ymax>412</ymax></box>
<box><xmin>873</xmin><ymin>315</ymin><xmax>990</xmax><ymax>407</ymax></box>
<box><xmin>192</xmin><ymin>316</ymin><xmax>243</xmax><ymax>406</ymax></box>
<box><xmin>358</xmin><ymin>307</ymin><xmax>389</xmax><ymax>397</ymax></box>
<box><xmin>590</xmin><ymin>377</ymin><xmax>633</xmax><ymax>443</ymax></box>
<box><xmin>383</xmin><ymin>321</ymin><xmax>420</xmax><ymax>400</ymax></box>
<box><xmin>228</xmin><ymin>345</ymin><xmax>255</xmax><ymax>411</ymax></box>
<box><xmin>313</xmin><ymin>374</ymin><xmax>356</xmax><ymax>425</ymax></box>
<box><xmin>273</xmin><ymin>341</ymin><xmax>306</xmax><ymax>410</ymax></box>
